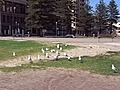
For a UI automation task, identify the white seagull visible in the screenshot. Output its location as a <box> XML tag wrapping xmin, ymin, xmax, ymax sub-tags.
<box><xmin>112</xmin><ymin>64</ymin><xmax>118</xmax><ymax>73</ymax></box>
<box><xmin>13</xmin><ymin>52</ymin><xmax>16</xmax><ymax>56</ymax></box>
<box><xmin>37</xmin><ymin>55</ymin><xmax>41</xmax><ymax>61</ymax></box>
<box><xmin>54</xmin><ymin>55</ymin><xmax>59</xmax><ymax>60</ymax></box>
<box><xmin>57</xmin><ymin>44</ymin><xmax>60</xmax><ymax>49</ymax></box>
<box><xmin>28</xmin><ymin>55</ymin><xmax>33</xmax><ymax>63</ymax></box>
<box><xmin>60</xmin><ymin>47</ymin><xmax>63</xmax><ymax>51</ymax></box>
<box><xmin>64</xmin><ymin>52</ymin><xmax>68</xmax><ymax>57</ymax></box>
<box><xmin>67</xmin><ymin>56</ymin><xmax>71</xmax><ymax>61</ymax></box>
<box><xmin>46</xmin><ymin>48</ymin><xmax>49</xmax><ymax>51</ymax></box>
<box><xmin>45</xmin><ymin>53</ymin><xmax>49</xmax><ymax>58</ymax></box>
<box><xmin>78</xmin><ymin>56</ymin><xmax>83</xmax><ymax>63</ymax></box>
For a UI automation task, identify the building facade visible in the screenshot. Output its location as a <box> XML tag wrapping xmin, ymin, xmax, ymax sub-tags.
<box><xmin>71</xmin><ymin>0</ymin><xmax>85</xmax><ymax>35</ymax></box>
<box><xmin>0</xmin><ymin>0</ymin><xmax>27</xmax><ymax>36</ymax></box>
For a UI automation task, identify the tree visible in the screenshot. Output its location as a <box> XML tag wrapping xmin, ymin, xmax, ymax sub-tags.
<box><xmin>0</xmin><ymin>0</ymin><xmax>4</xmax><ymax>35</ymax></box>
<box><xmin>95</xmin><ymin>0</ymin><xmax>108</xmax><ymax>34</ymax></box>
<box><xmin>108</xmin><ymin>0</ymin><xmax>119</xmax><ymax>19</ymax></box>
<box><xmin>108</xmin><ymin>0</ymin><xmax>119</xmax><ymax>32</ymax></box>
<box><xmin>76</xmin><ymin>0</ymin><xmax>93</xmax><ymax>36</ymax></box>
<box><xmin>25</xmin><ymin>0</ymin><xmax>57</xmax><ymax>36</ymax></box>
<box><xmin>54</xmin><ymin>0</ymin><xmax>73</xmax><ymax>34</ymax></box>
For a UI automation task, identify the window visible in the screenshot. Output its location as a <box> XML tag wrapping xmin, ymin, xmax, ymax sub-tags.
<box><xmin>2</xmin><ymin>5</ymin><xmax>5</xmax><ymax>11</ymax></box>
<box><xmin>7</xmin><ymin>7</ymin><xmax>10</xmax><ymax>12</ymax></box>
<box><xmin>2</xmin><ymin>15</ymin><xmax>6</xmax><ymax>23</ymax></box>
<box><xmin>10</xmin><ymin>7</ymin><xmax>12</xmax><ymax>12</ymax></box>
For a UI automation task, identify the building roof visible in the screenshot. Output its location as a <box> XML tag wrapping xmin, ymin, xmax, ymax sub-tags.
<box><xmin>5</xmin><ymin>0</ymin><xmax>27</xmax><ymax>5</ymax></box>
<box><xmin>113</xmin><ymin>22</ymin><xmax>120</xmax><ymax>28</ymax></box>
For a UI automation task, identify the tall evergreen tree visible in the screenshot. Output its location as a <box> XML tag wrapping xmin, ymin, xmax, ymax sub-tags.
<box><xmin>76</xmin><ymin>0</ymin><xmax>93</xmax><ymax>36</ymax></box>
<box><xmin>25</xmin><ymin>0</ymin><xmax>57</xmax><ymax>35</ymax></box>
<box><xmin>108</xmin><ymin>0</ymin><xmax>119</xmax><ymax>19</ymax></box>
<box><xmin>55</xmin><ymin>0</ymin><xmax>73</xmax><ymax>34</ymax></box>
<box><xmin>95</xmin><ymin>0</ymin><xmax>108</xmax><ymax>33</ymax></box>
<box><xmin>108</xmin><ymin>0</ymin><xmax>119</xmax><ymax>32</ymax></box>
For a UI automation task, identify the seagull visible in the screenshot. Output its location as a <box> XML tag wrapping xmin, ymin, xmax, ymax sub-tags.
<box><xmin>78</xmin><ymin>56</ymin><xmax>83</xmax><ymax>63</ymax></box>
<box><xmin>89</xmin><ymin>44</ymin><xmax>92</xmax><ymax>48</ymax></box>
<box><xmin>56</xmin><ymin>51</ymin><xmax>60</xmax><ymax>56</ymax></box>
<box><xmin>54</xmin><ymin>55</ymin><xmax>59</xmax><ymax>60</ymax></box>
<box><xmin>64</xmin><ymin>52</ymin><xmax>68</xmax><ymax>57</ymax></box>
<box><xmin>51</xmin><ymin>49</ymin><xmax>56</xmax><ymax>53</ymax></box>
<box><xmin>37</xmin><ymin>55</ymin><xmax>41</xmax><ymax>61</ymax></box>
<box><xmin>45</xmin><ymin>53</ymin><xmax>49</xmax><ymax>58</ymax></box>
<box><xmin>13</xmin><ymin>52</ymin><xmax>16</xmax><ymax>56</ymax></box>
<box><xmin>41</xmin><ymin>48</ymin><xmax>44</xmax><ymax>52</ymax></box>
<box><xmin>57</xmin><ymin>44</ymin><xmax>60</xmax><ymax>49</ymax></box>
<box><xmin>60</xmin><ymin>47</ymin><xmax>62</xmax><ymax>51</ymax></box>
<box><xmin>65</xmin><ymin>44</ymin><xmax>68</xmax><ymax>47</ymax></box>
<box><xmin>112</xmin><ymin>64</ymin><xmax>118</xmax><ymax>73</ymax></box>
<box><xmin>28</xmin><ymin>55</ymin><xmax>33</xmax><ymax>63</ymax></box>
<box><xmin>46</xmin><ymin>48</ymin><xmax>49</xmax><ymax>51</ymax></box>
<box><xmin>67</xmin><ymin>56</ymin><xmax>71</xmax><ymax>61</ymax></box>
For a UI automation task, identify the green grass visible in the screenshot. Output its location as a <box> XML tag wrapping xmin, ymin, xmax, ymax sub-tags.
<box><xmin>0</xmin><ymin>40</ymin><xmax>75</xmax><ymax>61</ymax></box>
<box><xmin>0</xmin><ymin>51</ymin><xmax>120</xmax><ymax>75</ymax></box>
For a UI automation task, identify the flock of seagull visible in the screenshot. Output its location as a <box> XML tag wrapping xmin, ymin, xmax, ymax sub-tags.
<box><xmin>12</xmin><ymin>44</ymin><xmax>118</xmax><ymax>73</ymax></box>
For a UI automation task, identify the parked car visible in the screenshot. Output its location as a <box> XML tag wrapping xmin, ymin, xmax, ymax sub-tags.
<box><xmin>65</xmin><ymin>34</ymin><xmax>76</xmax><ymax>38</ymax></box>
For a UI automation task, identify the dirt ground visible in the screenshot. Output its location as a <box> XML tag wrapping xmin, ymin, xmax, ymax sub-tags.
<box><xmin>0</xmin><ymin>40</ymin><xmax>120</xmax><ymax>90</ymax></box>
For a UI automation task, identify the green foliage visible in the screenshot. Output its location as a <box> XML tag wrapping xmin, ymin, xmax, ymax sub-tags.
<box><xmin>95</xmin><ymin>0</ymin><xmax>108</xmax><ymax>32</ymax></box>
<box><xmin>76</xmin><ymin>0</ymin><xmax>93</xmax><ymax>34</ymax></box>
<box><xmin>108</xmin><ymin>0</ymin><xmax>119</xmax><ymax>19</ymax></box>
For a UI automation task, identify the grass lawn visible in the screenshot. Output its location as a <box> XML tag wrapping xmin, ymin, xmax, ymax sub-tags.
<box><xmin>0</xmin><ymin>51</ymin><xmax>120</xmax><ymax>75</ymax></box>
<box><xmin>0</xmin><ymin>40</ymin><xmax>75</xmax><ymax>61</ymax></box>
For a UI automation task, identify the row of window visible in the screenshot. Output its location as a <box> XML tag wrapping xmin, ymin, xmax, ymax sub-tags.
<box><xmin>1</xmin><ymin>15</ymin><xmax>25</xmax><ymax>24</ymax></box>
<box><xmin>2</xmin><ymin>2</ymin><xmax>25</xmax><ymax>14</ymax></box>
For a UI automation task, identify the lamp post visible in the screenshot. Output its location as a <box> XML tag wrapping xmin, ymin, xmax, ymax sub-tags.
<box><xmin>56</xmin><ymin>21</ymin><xmax>57</xmax><ymax>36</ymax></box>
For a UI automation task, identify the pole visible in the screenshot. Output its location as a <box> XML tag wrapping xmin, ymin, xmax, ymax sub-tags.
<box><xmin>56</xmin><ymin>22</ymin><xmax>57</xmax><ymax>37</ymax></box>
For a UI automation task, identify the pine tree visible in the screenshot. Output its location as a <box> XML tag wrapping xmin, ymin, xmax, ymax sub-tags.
<box><xmin>55</xmin><ymin>0</ymin><xmax>73</xmax><ymax>34</ymax></box>
<box><xmin>95</xmin><ymin>0</ymin><xmax>108</xmax><ymax>34</ymax></box>
<box><xmin>108</xmin><ymin>0</ymin><xmax>119</xmax><ymax>32</ymax></box>
<box><xmin>108</xmin><ymin>0</ymin><xmax>119</xmax><ymax>19</ymax></box>
<box><xmin>76</xmin><ymin>0</ymin><xmax>93</xmax><ymax>36</ymax></box>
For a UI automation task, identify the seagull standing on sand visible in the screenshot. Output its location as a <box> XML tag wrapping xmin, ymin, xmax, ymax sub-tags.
<box><xmin>45</xmin><ymin>53</ymin><xmax>49</xmax><ymax>58</ymax></box>
<box><xmin>64</xmin><ymin>52</ymin><xmax>68</xmax><ymax>57</ymax></box>
<box><xmin>54</xmin><ymin>55</ymin><xmax>59</xmax><ymax>60</ymax></box>
<box><xmin>28</xmin><ymin>55</ymin><xmax>33</xmax><ymax>63</ymax></box>
<box><xmin>37</xmin><ymin>55</ymin><xmax>41</xmax><ymax>61</ymax></box>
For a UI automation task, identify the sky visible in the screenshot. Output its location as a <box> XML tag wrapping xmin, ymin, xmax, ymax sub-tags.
<box><xmin>89</xmin><ymin>0</ymin><xmax>120</xmax><ymax>11</ymax></box>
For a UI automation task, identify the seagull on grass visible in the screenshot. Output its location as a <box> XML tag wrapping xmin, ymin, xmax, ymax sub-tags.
<box><xmin>60</xmin><ymin>47</ymin><xmax>62</xmax><ymax>51</ymax></box>
<box><xmin>78</xmin><ymin>56</ymin><xmax>83</xmax><ymax>63</ymax></box>
<box><xmin>13</xmin><ymin>52</ymin><xmax>16</xmax><ymax>56</ymax></box>
<box><xmin>112</xmin><ymin>64</ymin><xmax>118</xmax><ymax>73</ymax></box>
<box><xmin>57</xmin><ymin>44</ymin><xmax>60</xmax><ymax>49</ymax></box>
<box><xmin>67</xmin><ymin>56</ymin><xmax>71</xmax><ymax>61</ymax></box>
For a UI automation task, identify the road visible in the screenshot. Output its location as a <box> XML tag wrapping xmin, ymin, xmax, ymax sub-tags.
<box><xmin>0</xmin><ymin>36</ymin><xmax>120</xmax><ymax>43</ymax></box>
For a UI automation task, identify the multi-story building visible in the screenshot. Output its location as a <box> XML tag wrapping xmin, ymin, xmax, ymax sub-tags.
<box><xmin>0</xmin><ymin>0</ymin><xmax>27</xmax><ymax>36</ymax></box>
<box><xmin>71</xmin><ymin>0</ymin><xmax>85</xmax><ymax>35</ymax></box>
